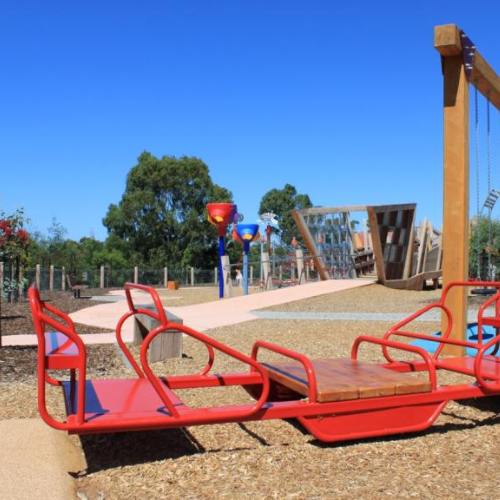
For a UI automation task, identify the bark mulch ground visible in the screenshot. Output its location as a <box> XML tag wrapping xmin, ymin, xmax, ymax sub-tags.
<box><xmin>2</xmin><ymin>285</ymin><xmax>500</xmax><ymax>499</ymax></box>
<box><xmin>0</xmin><ymin>289</ymin><xmax>115</xmax><ymax>383</ymax></box>
<box><xmin>0</xmin><ymin>288</ymin><xmax>114</xmax><ymax>337</ymax></box>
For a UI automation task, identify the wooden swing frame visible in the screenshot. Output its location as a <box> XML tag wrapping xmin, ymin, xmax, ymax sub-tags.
<box><xmin>435</xmin><ymin>24</ymin><xmax>500</xmax><ymax>354</ymax></box>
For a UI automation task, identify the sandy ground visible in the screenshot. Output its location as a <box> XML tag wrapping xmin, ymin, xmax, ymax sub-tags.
<box><xmin>2</xmin><ymin>284</ymin><xmax>500</xmax><ymax>499</ymax></box>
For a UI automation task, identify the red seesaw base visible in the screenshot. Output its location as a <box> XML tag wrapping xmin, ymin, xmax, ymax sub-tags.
<box><xmin>28</xmin><ymin>280</ymin><xmax>500</xmax><ymax>443</ymax></box>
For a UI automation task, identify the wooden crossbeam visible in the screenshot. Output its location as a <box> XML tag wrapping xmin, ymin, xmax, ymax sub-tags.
<box><xmin>435</xmin><ymin>24</ymin><xmax>500</xmax><ymax>112</ymax></box>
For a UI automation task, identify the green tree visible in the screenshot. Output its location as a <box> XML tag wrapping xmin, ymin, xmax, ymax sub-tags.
<box><xmin>103</xmin><ymin>152</ymin><xmax>233</xmax><ymax>269</ymax></box>
<box><xmin>258</xmin><ymin>184</ymin><xmax>313</xmax><ymax>245</ymax></box>
<box><xmin>469</xmin><ymin>216</ymin><xmax>500</xmax><ymax>279</ymax></box>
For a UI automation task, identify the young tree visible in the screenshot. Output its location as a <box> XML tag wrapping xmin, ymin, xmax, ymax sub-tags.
<box><xmin>258</xmin><ymin>184</ymin><xmax>313</xmax><ymax>245</ymax></box>
<box><xmin>469</xmin><ymin>217</ymin><xmax>500</xmax><ymax>279</ymax></box>
<box><xmin>103</xmin><ymin>152</ymin><xmax>233</xmax><ymax>269</ymax></box>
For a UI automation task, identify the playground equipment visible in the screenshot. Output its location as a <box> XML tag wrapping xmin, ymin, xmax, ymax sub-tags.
<box><xmin>233</xmin><ymin>223</ymin><xmax>260</xmax><ymax>295</ymax></box>
<box><xmin>258</xmin><ymin>212</ymin><xmax>279</xmax><ymax>255</ymax></box>
<box><xmin>293</xmin><ymin>204</ymin><xmax>441</xmax><ymax>290</ymax></box>
<box><xmin>436</xmin><ymin>25</ymin><xmax>500</xmax><ymax>354</ymax></box>
<box><xmin>207</xmin><ymin>202</ymin><xmax>237</xmax><ymax>299</ymax></box>
<box><xmin>28</xmin><ymin>280</ymin><xmax>500</xmax><ymax>442</ymax></box>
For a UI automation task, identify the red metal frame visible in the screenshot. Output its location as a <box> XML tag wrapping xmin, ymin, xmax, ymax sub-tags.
<box><xmin>27</xmin><ymin>280</ymin><xmax>500</xmax><ymax>443</ymax></box>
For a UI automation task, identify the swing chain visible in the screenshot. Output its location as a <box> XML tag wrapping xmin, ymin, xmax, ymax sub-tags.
<box><xmin>474</xmin><ymin>82</ymin><xmax>482</xmax><ymax>279</ymax></box>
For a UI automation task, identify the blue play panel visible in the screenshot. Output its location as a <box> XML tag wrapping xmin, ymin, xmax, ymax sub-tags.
<box><xmin>411</xmin><ymin>323</ymin><xmax>498</xmax><ymax>356</ymax></box>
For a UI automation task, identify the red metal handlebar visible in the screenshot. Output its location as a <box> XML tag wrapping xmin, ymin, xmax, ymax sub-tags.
<box><xmin>36</xmin><ymin>311</ymin><xmax>88</xmax><ymax>426</ymax></box>
<box><xmin>475</xmin><ymin>335</ymin><xmax>500</xmax><ymax>391</ymax></box>
<box><xmin>124</xmin><ymin>283</ymin><xmax>168</xmax><ymax>324</ymax></box>
<box><xmin>251</xmin><ymin>341</ymin><xmax>318</xmax><ymax>403</ymax></box>
<box><xmin>384</xmin><ymin>303</ymin><xmax>453</xmax><ymax>361</ymax></box>
<box><xmin>351</xmin><ymin>336</ymin><xmax>437</xmax><ymax>390</ymax></box>
<box><xmin>140</xmin><ymin>322</ymin><xmax>271</xmax><ymax>419</ymax></box>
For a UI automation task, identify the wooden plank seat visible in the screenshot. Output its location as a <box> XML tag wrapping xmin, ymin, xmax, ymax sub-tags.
<box><xmin>262</xmin><ymin>358</ymin><xmax>432</xmax><ymax>403</ymax></box>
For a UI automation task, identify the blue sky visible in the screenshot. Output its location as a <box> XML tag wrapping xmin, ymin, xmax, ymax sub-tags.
<box><xmin>1</xmin><ymin>1</ymin><xmax>500</xmax><ymax>241</ymax></box>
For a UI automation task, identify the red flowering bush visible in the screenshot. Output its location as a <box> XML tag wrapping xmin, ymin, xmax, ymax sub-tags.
<box><xmin>0</xmin><ymin>213</ymin><xmax>30</xmax><ymax>259</ymax></box>
<box><xmin>0</xmin><ymin>209</ymin><xmax>30</xmax><ymax>302</ymax></box>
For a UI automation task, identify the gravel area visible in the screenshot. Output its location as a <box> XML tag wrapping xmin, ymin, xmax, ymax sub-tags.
<box><xmin>0</xmin><ymin>289</ymin><xmax>114</xmax><ymax>338</ymax></box>
<box><xmin>262</xmin><ymin>284</ymin><xmax>442</xmax><ymax>313</ymax></box>
<box><xmin>2</xmin><ymin>284</ymin><xmax>500</xmax><ymax>499</ymax></box>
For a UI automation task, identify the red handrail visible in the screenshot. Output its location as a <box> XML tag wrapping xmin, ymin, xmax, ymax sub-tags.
<box><xmin>477</xmin><ymin>290</ymin><xmax>500</xmax><ymax>354</ymax></box>
<box><xmin>475</xmin><ymin>335</ymin><xmax>500</xmax><ymax>391</ymax></box>
<box><xmin>384</xmin><ymin>303</ymin><xmax>453</xmax><ymax>361</ymax></box>
<box><xmin>351</xmin><ymin>336</ymin><xmax>437</xmax><ymax>390</ymax></box>
<box><xmin>116</xmin><ymin>283</ymin><xmax>216</xmax><ymax>377</ymax></box>
<box><xmin>28</xmin><ymin>286</ymin><xmax>87</xmax><ymax>429</ymax></box>
<box><xmin>384</xmin><ymin>281</ymin><xmax>500</xmax><ymax>362</ymax></box>
<box><xmin>251</xmin><ymin>341</ymin><xmax>318</xmax><ymax>403</ymax></box>
<box><xmin>140</xmin><ymin>322</ymin><xmax>271</xmax><ymax>418</ymax></box>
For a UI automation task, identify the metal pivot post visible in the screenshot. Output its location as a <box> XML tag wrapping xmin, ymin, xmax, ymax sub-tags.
<box><xmin>243</xmin><ymin>241</ymin><xmax>250</xmax><ymax>295</ymax></box>
<box><xmin>218</xmin><ymin>235</ymin><xmax>225</xmax><ymax>299</ymax></box>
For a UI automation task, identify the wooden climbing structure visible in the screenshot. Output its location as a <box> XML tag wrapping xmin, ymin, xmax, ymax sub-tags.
<box><xmin>293</xmin><ymin>204</ymin><xmax>442</xmax><ymax>290</ymax></box>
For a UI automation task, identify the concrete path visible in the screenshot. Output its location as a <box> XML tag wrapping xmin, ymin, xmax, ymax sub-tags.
<box><xmin>0</xmin><ymin>419</ymin><xmax>86</xmax><ymax>500</ymax></box>
<box><xmin>4</xmin><ymin>279</ymin><xmax>374</xmax><ymax>346</ymax></box>
<box><xmin>166</xmin><ymin>280</ymin><xmax>374</xmax><ymax>331</ymax></box>
<box><xmin>252</xmin><ymin>310</ymin><xmax>490</xmax><ymax>322</ymax></box>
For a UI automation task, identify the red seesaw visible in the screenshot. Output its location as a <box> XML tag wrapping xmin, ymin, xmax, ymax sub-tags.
<box><xmin>28</xmin><ymin>281</ymin><xmax>500</xmax><ymax>443</ymax></box>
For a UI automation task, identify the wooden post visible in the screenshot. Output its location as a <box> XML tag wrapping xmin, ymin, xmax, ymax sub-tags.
<box><xmin>221</xmin><ymin>255</ymin><xmax>233</xmax><ymax>298</ymax></box>
<box><xmin>296</xmin><ymin>248</ymin><xmax>306</xmax><ymax>284</ymax></box>
<box><xmin>416</xmin><ymin>218</ymin><xmax>428</xmax><ymax>275</ymax></box>
<box><xmin>250</xmin><ymin>265</ymin><xmax>254</xmax><ymax>285</ymax></box>
<box><xmin>262</xmin><ymin>252</ymin><xmax>273</xmax><ymax>290</ymax></box>
<box><xmin>363</xmin><ymin>219</ymin><xmax>370</xmax><ymax>250</ymax></box>
<box><xmin>36</xmin><ymin>264</ymin><xmax>41</xmax><ymax>289</ymax></box>
<box><xmin>62</xmin><ymin>267</ymin><xmax>66</xmax><ymax>291</ymax></box>
<box><xmin>134</xmin><ymin>266</ymin><xmax>139</xmax><ymax>284</ymax></box>
<box><xmin>100</xmin><ymin>265</ymin><xmax>105</xmax><ymax>289</ymax></box>
<box><xmin>49</xmin><ymin>265</ymin><xmax>54</xmax><ymax>291</ymax></box>
<box><xmin>163</xmin><ymin>267</ymin><xmax>168</xmax><ymax>288</ymax></box>
<box><xmin>435</xmin><ymin>25</ymin><xmax>471</xmax><ymax>355</ymax></box>
<box><xmin>190</xmin><ymin>267</ymin><xmax>195</xmax><ymax>287</ymax></box>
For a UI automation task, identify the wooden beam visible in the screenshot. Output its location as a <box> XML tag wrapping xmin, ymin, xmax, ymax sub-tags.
<box><xmin>291</xmin><ymin>210</ymin><xmax>330</xmax><ymax>280</ymax></box>
<box><xmin>366</xmin><ymin>207</ymin><xmax>386</xmax><ymax>284</ymax></box>
<box><xmin>440</xmin><ymin>54</ymin><xmax>470</xmax><ymax>356</ymax></box>
<box><xmin>297</xmin><ymin>205</ymin><xmax>367</xmax><ymax>216</ymax></box>
<box><xmin>471</xmin><ymin>52</ymin><xmax>500</xmax><ymax>113</ymax></box>
<box><xmin>402</xmin><ymin>211</ymin><xmax>416</xmax><ymax>280</ymax></box>
<box><xmin>434</xmin><ymin>24</ymin><xmax>462</xmax><ymax>57</ymax></box>
<box><xmin>435</xmin><ymin>24</ymin><xmax>500</xmax><ymax>112</ymax></box>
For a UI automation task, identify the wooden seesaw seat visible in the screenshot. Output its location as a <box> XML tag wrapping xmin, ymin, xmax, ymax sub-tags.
<box><xmin>27</xmin><ymin>280</ymin><xmax>500</xmax><ymax>443</ymax></box>
<box><xmin>262</xmin><ymin>358</ymin><xmax>431</xmax><ymax>402</ymax></box>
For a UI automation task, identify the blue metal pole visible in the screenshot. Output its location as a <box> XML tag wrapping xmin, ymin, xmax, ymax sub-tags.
<box><xmin>243</xmin><ymin>241</ymin><xmax>250</xmax><ymax>295</ymax></box>
<box><xmin>218</xmin><ymin>235</ymin><xmax>224</xmax><ymax>299</ymax></box>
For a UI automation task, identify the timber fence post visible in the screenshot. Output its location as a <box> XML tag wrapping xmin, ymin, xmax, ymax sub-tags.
<box><xmin>49</xmin><ymin>265</ymin><xmax>54</xmax><ymax>291</ymax></box>
<box><xmin>36</xmin><ymin>264</ymin><xmax>41</xmax><ymax>289</ymax></box>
